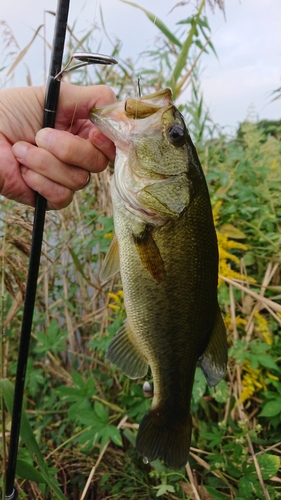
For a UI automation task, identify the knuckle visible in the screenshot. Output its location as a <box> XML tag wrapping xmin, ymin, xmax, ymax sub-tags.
<box><xmin>76</xmin><ymin>171</ymin><xmax>89</xmax><ymax>190</ymax></box>
<box><xmin>93</xmin><ymin>155</ymin><xmax>108</xmax><ymax>173</ymax></box>
<box><xmin>57</xmin><ymin>137</ymin><xmax>75</xmax><ymax>163</ymax></box>
<box><xmin>48</xmin><ymin>185</ymin><xmax>74</xmax><ymax>210</ymax></box>
<box><xmin>89</xmin><ymin>151</ymin><xmax>107</xmax><ymax>173</ymax></box>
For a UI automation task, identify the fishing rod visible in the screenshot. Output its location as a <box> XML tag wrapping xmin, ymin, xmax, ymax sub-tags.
<box><xmin>1</xmin><ymin>0</ymin><xmax>117</xmax><ymax>497</ymax></box>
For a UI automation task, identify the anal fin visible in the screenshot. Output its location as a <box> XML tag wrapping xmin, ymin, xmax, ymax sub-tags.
<box><xmin>105</xmin><ymin>321</ymin><xmax>148</xmax><ymax>379</ymax></box>
<box><xmin>199</xmin><ymin>304</ymin><xmax>228</xmax><ymax>387</ymax></box>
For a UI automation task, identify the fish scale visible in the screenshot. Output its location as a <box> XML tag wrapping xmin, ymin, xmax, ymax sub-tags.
<box><xmin>90</xmin><ymin>88</ymin><xmax>228</xmax><ymax>469</ymax></box>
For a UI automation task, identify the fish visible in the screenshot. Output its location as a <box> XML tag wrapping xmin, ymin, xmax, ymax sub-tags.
<box><xmin>89</xmin><ymin>88</ymin><xmax>228</xmax><ymax>470</ymax></box>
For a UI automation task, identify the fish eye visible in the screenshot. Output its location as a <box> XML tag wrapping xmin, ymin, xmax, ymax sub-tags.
<box><xmin>166</xmin><ymin>123</ymin><xmax>186</xmax><ymax>147</ymax></box>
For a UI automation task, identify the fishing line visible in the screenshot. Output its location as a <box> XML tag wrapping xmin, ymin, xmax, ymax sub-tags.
<box><xmin>1</xmin><ymin>228</ymin><xmax>7</xmax><ymax>493</ymax></box>
<box><xmin>68</xmin><ymin>86</ymin><xmax>82</xmax><ymax>133</ymax></box>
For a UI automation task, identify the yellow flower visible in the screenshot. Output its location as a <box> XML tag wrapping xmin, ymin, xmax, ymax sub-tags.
<box><xmin>239</xmin><ymin>360</ymin><xmax>266</xmax><ymax>404</ymax></box>
<box><xmin>108</xmin><ymin>292</ymin><xmax>122</xmax><ymax>304</ymax></box>
<box><xmin>267</xmin><ymin>373</ymin><xmax>279</xmax><ymax>381</ymax></box>
<box><xmin>213</xmin><ymin>201</ymin><xmax>255</xmax><ymax>286</ymax></box>
<box><xmin>108</xmin><ymin>289</ymin><xmax>124</xmax><ymax>314</ymax></box>
<box><xmin>254</xmin><ymin>312</ymin><xmax>272</xmax><ymax>345</ymax></box>
<box><xmin>104</xmin><ymin>231</ymin><xmax>114</xmax><ymax>239</ymax></box>
<box><xmin>224</xmin><ymin>313</ymin><xmax>247</xmax><ymax>330</ymax></box>
<box><xmin>213</xmin><ymin>200</ymin><xmax>222</xmax><ymax>227</ymax></box>
<box><xmin>109</xmin><ymin>304</ymin><xmax>121</xmax><ymax>311</ymax></box>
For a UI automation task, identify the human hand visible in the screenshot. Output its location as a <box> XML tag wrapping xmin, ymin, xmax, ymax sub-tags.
<box><xmin>0</xmin><ymin>82</ymin><xmax>116</xmax><ymax>209</ymax></box>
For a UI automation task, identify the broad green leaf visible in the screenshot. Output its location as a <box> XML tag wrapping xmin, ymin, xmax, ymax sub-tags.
<box><xmin>16</xmin><ymin>459</ymin><xmax>46</xmax><ymax>484</ymax></box>
<box><xmin>250</xmin><ymin>342</ymin><xmax>271</xmax><ymax>354</ymax></box>
<box><xmin>192</xmin><ymin>367</ymin><xmax>207</xmax><ymax>403</ymax></box>
<box><xmin>257</xmin><ymin>454</ymin><xmax>280</xmax><ymax>480</ymax></box>
<box><xmin>238</xmin><ymin>477</ymin><xmax>258</xmax><ymax>498</ymax></box>
<box><xmin>77</xmin><ymin>409</ymin><xmax>103</xmax><ymax>427</ymax></box>
<box><xmin>256</xmin><ymin>353</ymin><xmax>279</xmax><ymax>372</ymax></box>
<box><xmin>120</xmin><ymin>1</ymin><xmax>181</xmax><ymax>47</ymax></box>
<box><xmin>259</xmin><ymin>399</ymin><xmax>281</xmax><ymax>417</ymax></box>
<box><xmin>211</xmin><ymin>379</ymin><xmax>229</xmax><ymax>403</ymax></box>
<box><xmin>0</xmin><ymin>379</ymin><xmax>67</xmax><ymax>500</ymax></box>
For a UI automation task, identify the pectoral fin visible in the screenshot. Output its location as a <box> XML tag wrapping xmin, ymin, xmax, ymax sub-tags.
<box><xmin>199</xmin><ymin>304</ymin><xmax>228</xmax><ymax>387</ymax></box>
<box><xmin>106</xmin><ymin>321</ymin><xmax>148</xmax><ymax>379</ymax></box>
<box><xmin>133</xmin><ymin>227</ymin><xmax>166</xmax><ymax>282</ymax></box>
<box><xmin>100</xmin><ymin>235</ymin><xmax>120</xmax><ymax>280</ymax></box>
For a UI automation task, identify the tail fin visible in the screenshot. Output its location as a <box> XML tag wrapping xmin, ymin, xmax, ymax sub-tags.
<box><xmin>136</xmin><ymin>408</ymin><xmax>192</xmax><ymax>470</ymax></box>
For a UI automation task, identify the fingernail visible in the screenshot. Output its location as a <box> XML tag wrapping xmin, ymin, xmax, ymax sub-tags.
<box><xmin>92</xmin><ymin>131</ymin><xmax>110</xmax><ymax>148</ymax></box>
<box><xmin>36</xmin><ymin>128</ymin><xmax>53</xmax><ymax>149</ymax></box>
<box><xmin>12</xmin><ymin>142</ymin><xmax>28</xmax><ymax>161</ymax></box>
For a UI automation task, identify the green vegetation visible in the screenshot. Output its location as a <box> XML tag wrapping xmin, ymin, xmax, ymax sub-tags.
<box><xmin>1</xmin><ymin>1</ymin><xmax>281</xmax><ymax>498</ymax></box>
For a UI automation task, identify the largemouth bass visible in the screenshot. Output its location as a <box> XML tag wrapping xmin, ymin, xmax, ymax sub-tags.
<box><xmin>90</xmin><ymin>88</ymin><xmax>228</xmax><ymax>470</ymax></box>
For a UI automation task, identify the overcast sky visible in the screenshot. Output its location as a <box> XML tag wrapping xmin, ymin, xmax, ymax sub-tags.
<box><xmin>1</xmin><ymin>0</ymin><xmax>280</xmax><ymax>133</ymax></box>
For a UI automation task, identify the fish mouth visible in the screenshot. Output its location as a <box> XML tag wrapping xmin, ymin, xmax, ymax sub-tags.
<box><xmin>89</xmin><ymin>88</ymin><xmax>173</xmax><ymax>147</ymax></box>
<box><xmin>124</xmin><ymin>88</ymin><xmax>173</xmax><ymax>119</ymax></box>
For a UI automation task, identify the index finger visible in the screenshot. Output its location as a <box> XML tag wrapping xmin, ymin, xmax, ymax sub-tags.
<box><xmin>56</xmin><ymin>82</ymin><xmax>117</xmax><ymax>124</ymax></box>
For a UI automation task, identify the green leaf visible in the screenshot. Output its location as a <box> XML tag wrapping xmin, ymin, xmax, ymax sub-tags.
<box><xmin>259</xmin><ymin>399</ymin><xmax>281</xmax><ymax>417</ymax></box>
<box><xmin>122</xmin><ymin>428</ymin><xmax>136</xmax><ymax>447</ymax></box>
<box><xmin>120</xmin><ymin>1</ymin><xmax>181</xmax><ymax>47</ymax></box>
<box><xmin>169</xmin><ymin>0</ymin><xmax>205</xmax><ymax>91</ymax></box>
<box><xmin>211</xmin><ymin>379</ymin><xmax>229</xmax><ymax>403</ymax></box>
<box><xmin>69</xmin><ymin>246</ymin><xmax>87</xmax><ymax>280</ymax></box>
<box><xmin>250</xmin><ymin>341</ymin><xmax>271</xmax><ymax>354</ymax></box>
<box><xmin>34</xmin><ymin>319</ymin><xmax>68</xmax><ymax>355</ymax></box>
<box><xmin>238</xmin><ymin>477</ymin><xmax>258</xmax><ymax>498</ymax></box>
<box><xmin>94</xmin><ymin>401</ymin><xmax>108</xmax><ymax>422</ymax></box>
<box><xmin>155</xmin><ymin>483</ymin><xmax>175</xmax><ymax>497</ymax></box>
<box><xmin>0</xmin><ymin>379</ymin><xmax>67</xmax><ymax>500</ymax></box>
<box><xmin>107</xmin><ymin>425</ymin><xmax>123</xmax><ymax>447</ymax></box>
<box><xmin>204</xmin><ymin>486</ymin><xmax>229</xmax><ymax>499</ymax></box>
<box><xmin>257</xmin><ymin>454</ymin><xmax>280</xmax><ymax>480</ymax></box>
<box><xmin>77</xmin><ymin>409</ymin><xmax>102</xmax><ymax>427</ymax></box>
<box><xmin>16</xmin><ymin>459</ymin><xmax>46</xmax><ymax>484</ymax></box>
<box><xmin>256</xmin><ymin>353</ymin><xmax>279</xmax><ymax>371</ymax></box>
<box><xmin>192</xmin><ymin>367</ymin><xmax>207</xmax><ymax>403</ymax></box>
